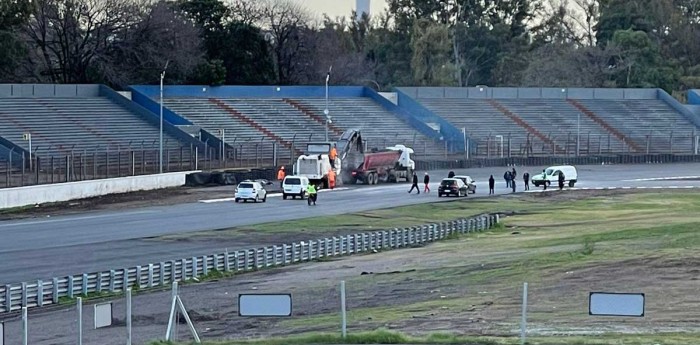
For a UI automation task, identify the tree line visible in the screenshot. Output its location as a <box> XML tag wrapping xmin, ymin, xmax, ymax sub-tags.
<box><xmin>1</xmin><ymin>0</ymin><xmax>699</xmax><ymax>95</ymax></box>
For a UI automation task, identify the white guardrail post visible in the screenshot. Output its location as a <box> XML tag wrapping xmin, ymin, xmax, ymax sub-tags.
<box><xmin>1</xmin><ymin>214</ymin><xmax>499</xmax><ymax>313</ymax></box>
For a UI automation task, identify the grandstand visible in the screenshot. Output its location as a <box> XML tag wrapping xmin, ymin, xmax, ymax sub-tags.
<box><xmin>574</xmin><ymin>99</ymin><xmax>697</xmax><ymax>154</ymax></box>
<box><xmin>0</xmin><ymin>84</ymin><xmax>197</xmax><ymax>159</ymax></box>
<box><xmin>162</xmin><ymin>97</ymin><xmax>303</xmax><ymax>164</ymax></box>
<box><xmin>132</xmin><ymin>85</ymin><xmax>448</xmax><ymax>162</ymax></box>
<box><xmin>289</xmin><ymin>97</ymin><xmax>445</xmax><ymax>156</ymax></box>
<box><xmin>400</xmin><ymin>87</ymin><xmax>700</xmax><ymax>156</ymax></box>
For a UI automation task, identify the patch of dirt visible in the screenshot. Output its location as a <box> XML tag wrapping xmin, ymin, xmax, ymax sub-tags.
<box><xmin>0</xmin><ymin>185</ymin><xmax>248</xmax><ymax>221</ymax></box>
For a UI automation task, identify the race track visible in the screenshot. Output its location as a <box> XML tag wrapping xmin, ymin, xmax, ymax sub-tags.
<box><xmin>2</xmin><ymin>163</ymin><xmax>700</xmax><ymax>284</ymax></box>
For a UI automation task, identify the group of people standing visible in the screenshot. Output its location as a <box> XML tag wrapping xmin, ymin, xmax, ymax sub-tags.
<box><xmin>488</xmin><ymin>168</ymin><xmax>530</xmax><ymax>195</ymax></box>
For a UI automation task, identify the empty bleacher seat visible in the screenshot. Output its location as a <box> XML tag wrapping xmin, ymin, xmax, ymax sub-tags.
<box><xmin>0</xmin><ymin>97</ymin><xmax>187</xmax><ymax>158</ymax></box>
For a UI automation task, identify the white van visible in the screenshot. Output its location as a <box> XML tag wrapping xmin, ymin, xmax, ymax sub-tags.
<box><xmin>282</xmin><ymin>175</ymin><xmax>310</xmax><ymax>200</ymax></box>
<box><xmin>531</xmin><ymin>165</ymin><xmax>578</xmax><ymax>188</ymax></box>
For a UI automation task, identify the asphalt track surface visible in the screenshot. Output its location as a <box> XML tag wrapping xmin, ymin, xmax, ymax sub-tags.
<box><xmin>2</xmin><ymin>163</ymin><xmax>700</xmax><ymax>284</ymax></box>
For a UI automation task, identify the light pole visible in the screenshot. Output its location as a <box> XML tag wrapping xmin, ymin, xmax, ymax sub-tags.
<box><xmin>159</xmin><ymin>60</ymin><xmax>169</xmax><ymax>174</ymax></box>
<box><xmin>576</xmin><ymin>111</ymin><xmax>580</xmax><ymax>156</ymax></box>
<box><xmin>324</xmin><ymin>66</ymin><xmax>332</xmax><ymax>142</ymax></box>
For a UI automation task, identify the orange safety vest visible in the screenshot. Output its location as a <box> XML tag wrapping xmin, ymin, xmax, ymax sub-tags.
<box><xmin>277</xmin><ymin>169</ymin><xmax>285</xmax><ymax>180</ymax></box>
<box><xmin>328</xmin><ymin>170</ymin><xmax>336</xmax><ymax>182</ymax></box>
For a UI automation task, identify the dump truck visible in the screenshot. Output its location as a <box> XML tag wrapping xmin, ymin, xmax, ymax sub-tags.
<box><xmin>347</xmin><ymin>145</ymin><xmax>415</xmax><ymax>185</ymax></box>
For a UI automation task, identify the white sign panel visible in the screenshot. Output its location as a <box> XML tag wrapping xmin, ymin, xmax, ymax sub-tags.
<box><xmin>239</xmin><ymin>294</ymin><xmax>292</xmax><ymax>317</ymax></box>
<box><xmin>94</xmin><ymin>302</ymin><xmax>113</xmax><ymax>329</ymax></box>
<box><xmin>0</xmin><ymin>321</ymin><xmax>4</xmax><ymax>345</ymax></box>
<box><xmin>589</xmin><ymin>292</ymin><xmax>645</xmax><ymax>317</ymax></box>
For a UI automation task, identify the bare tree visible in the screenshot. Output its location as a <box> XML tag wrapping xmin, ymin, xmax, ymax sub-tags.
<box><xmin>258</xmin><ymin>0</ymin><xmax>312</xmax><ymax>84</ymax></box>
<box><xmin>22</xmin><ymin>0</ymin><xmax>143</xmax><ymax>83</ymax></box>
<box><xmin>229</xmin><ymin>0</ymin><xmax>263</xmax><ymax>25</ymax></box>
<box><xmin>533</xmin><ymin>0</ymin><xmax>600</xmax><ymax>46</ymax></box>
<box><xmin>521</xmin><ymin>43</ymin><xmax>618</xmax><ymax>87</ymax></box>
<box><xmin>20</xmin><ymin>0</ymin><xmax>203</xmax><ymax>87</ymax></box>
<box><xmin>101</xmin><ymin>1</ymin><xmax>204</xmax><ymax>87</ymax></box>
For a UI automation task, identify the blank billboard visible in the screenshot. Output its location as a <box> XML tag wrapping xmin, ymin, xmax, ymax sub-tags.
<box><xmin>589</xmin><ymin>292</ymin><xmax>645</xmax><ymax>317</ymax></box>
<box><xmin>239</xmin><ymin>294</ymin><xmax>292</xmax><ymax>317</ymax></box>
<box><xmin>94</xmin><ymin>303</ymin><xmax>113</xmax><ymax>329</ymax></box>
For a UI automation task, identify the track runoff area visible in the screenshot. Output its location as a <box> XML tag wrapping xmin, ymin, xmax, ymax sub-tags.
<box><xmin>2</xmin><ymin>163</ymin><xmax>700</xmax><ymax>345</ymax></box>
<box><xmin>1</xmin><ymin>163</ymin><xmax>700</xmax><ymax>287</ymax></box>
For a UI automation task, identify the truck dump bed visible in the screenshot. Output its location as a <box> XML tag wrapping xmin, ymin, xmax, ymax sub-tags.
<box><xmin>361</xmin><ymin>151</ymin><xmax>401</xmax><ymax>171</ymax></box>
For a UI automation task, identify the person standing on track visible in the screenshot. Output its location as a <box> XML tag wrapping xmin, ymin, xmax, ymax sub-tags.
<box><xmin>504</xmin><ymin>170</ymin><xmax>512</xmax><ymax>188</ymax></box>
<box><xmin>523</xmin><ymin>171</ymin><xmax>530</xmax><ymax>191</ymax></box>
<box><xmin>329</xmin><ymin>144</ymin><xmax>338</xmax><ymax>168</ymax></box>
<box><xmin>408</xmin><ymin>171</ymin><xmax>420</xmax><ymax>194</ymax></box>
<box><xmin>511</xmin><ymin>176</ymin><xmax>516</xmax><ymax>193</ymax></box>
<box><xmin>423</xmin><ymin>172</ymin><xmax>430</xmax><ymax>193</ymax></box>
<box><xmin>489</xmin><ymin>175</ymin><xmax>495</xmax><ymax>195</ymax></box>
<box><xmin>277</xmin><ymin>166</ymin><xmax>286</xmax><ymax>188</ymax></box>
<box><xmin>328</xmin><ymin>169</ymin><xmax>336</xmax><ymax>190</ymax></box>
<box><xmin>558</xmin><ymin>171</ymin><xmax>566</xmax><ymax>190</ymax></box>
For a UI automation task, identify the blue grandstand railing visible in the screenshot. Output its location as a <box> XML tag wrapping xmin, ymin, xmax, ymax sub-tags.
<box><xmin>393</xmin><ymin>88</ymin><xmax>473</xmax><ymax>154</ymax></box>
<box><xmin>101</xmin><ymin>85</ymin><xmax>206</xmax><ymax>151</ymax></box>
<box><xmin>689</xmin><ymin>90</ymin><xmax>700</xmax><ymax>105</ymax></box>
<box><xmin>0</xmin><ymin>136</ymin><xmax>29</xmax><ymax>166</ymax></box>
<box><xmin>656</xmin><ymin>89</ymin><xmax>700</xmax><ymax>129</ymax></box>
<box><xmin>128</xmin><ymin>86</ymin><xmax>229</xmax><ymax>153</ymax></box>
<box><xmin>361</xmin><ymin>88</ymin><xmax>444</xmax><ymax>142</ymax></box>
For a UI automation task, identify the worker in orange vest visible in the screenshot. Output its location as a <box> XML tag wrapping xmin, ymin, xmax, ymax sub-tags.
<box><xmin>277</xmin><ymin>166</ymin><xmax>286</xmax><ymax>188</ymax></box>
<box><xmin>328</xmin><ymin>169</ymin><xmax>336</xmax><ymax>189</ymax></box>
<box><xmin>329</xmin><ymin>144</ymin><xmax>338</xmax><ymax>168</ymax></box>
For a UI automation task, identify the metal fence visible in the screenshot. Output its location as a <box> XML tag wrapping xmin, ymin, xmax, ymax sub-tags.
<box><xmin>415</xmin><ymin>153</ymin><xmax>700</xmax><ymax>171</ymax></box>
<box><xmin>474</xmin><ymin>131</ymin><xmax>700</xmax><ymax>158</ymax></box>
<box><xmin>0</xmin><ymin>142</ymin><xmax>287</xmax><ymax>189</ymax></box>
<box><xmin>0</xmin><ymin>214</ymin><xmax>499</xmax><ymax>314</ymax></box>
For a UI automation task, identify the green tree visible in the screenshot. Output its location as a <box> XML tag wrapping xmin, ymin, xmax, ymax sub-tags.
<box><xmin>609</xmin><ymin>29</ymin><xmax>679</xmax><ymax>92</ymax></box>
<box><xmin>0</xmin><ymin>0</ymin><xmax>33</xmax><ymax>81</ymax></box>
<box><xmin>410</xmin><ymin>19</ymin><xmax>456</xmax><ymax>86</ymax></box>
<box><xmin>213</xmin><ymin>21</ymin><xmax>275</xmax><ymax>84</ymax></box>
<box><xmin>176</xmin><ymin>0</ymin><xmax>275</xmax><ymax>85</ymax></box>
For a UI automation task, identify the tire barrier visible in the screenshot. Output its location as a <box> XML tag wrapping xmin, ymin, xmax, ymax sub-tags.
<box><xmin>415</xmin><ymin>154</ymin><xmax>700</xmax><ymax>171</ymax></box>
<box><xmin>185</xmin><ymin>168</ymin><xmax>276</xmax><ymax>187</ymax></box>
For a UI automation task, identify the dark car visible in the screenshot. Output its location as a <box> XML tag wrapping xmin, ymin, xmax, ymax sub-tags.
<box><xmin>438</xmin><ymin>178</ymin><xmax>468</xmax><ymax>197</ymax></box>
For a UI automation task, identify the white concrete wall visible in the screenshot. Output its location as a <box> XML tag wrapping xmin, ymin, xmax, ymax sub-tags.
<box><xmin>0</xmin><ymin>171</ymin><xmax>198</xmax><ymax>209</ymax></box>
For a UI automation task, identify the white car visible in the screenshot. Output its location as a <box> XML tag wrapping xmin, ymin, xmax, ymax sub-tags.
<box><xmin>531</xmin><ymin>165</ymin><xmax>578</xmax><ymax>188</ymax></box>
<box><xmin>454</xmin><ymin>175</ymin><xmax>477</xmax><ymax>194</ymax></box>
<box><xmin>282</xmin><ymin>175</ymin><xmax>310</xmax><ymax>200</ymax></box>
<box><xmin>234</xmin><ymin>180</ymin><xmax>267</xmax><ymax>203</ymax></box>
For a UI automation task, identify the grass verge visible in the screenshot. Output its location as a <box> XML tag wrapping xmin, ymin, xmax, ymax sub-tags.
<box><xmin>152</xmin><ymin>329</ymin><xmax>700</xmax><ymax>345</ymax></box>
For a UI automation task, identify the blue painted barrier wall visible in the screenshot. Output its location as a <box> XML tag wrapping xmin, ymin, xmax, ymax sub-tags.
<box><xmin>394</xmin><ymin>89</ymin><xmax>471</xmax><ymax>154</ymax></box>
<box><xmin>689</xmin><ymin>90</ymin><xmax>700</xmax><ymax>105</ymax></box>
<box><xmin>99</xmin><ymin>86</ymin><xmax>205</xmax><ymax>150</ymax></box>
<box><xmin>656</xmin><ymin>89</ymin><xmax>700</xmax><ymax>128</ymax></box>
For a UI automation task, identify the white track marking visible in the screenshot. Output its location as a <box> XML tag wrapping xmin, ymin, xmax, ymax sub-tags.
<box><xmin>198</xmin><ymin>187</ymin><xmax>349</xmax><ymax>203</ymax></box>
<box><xmin>624</xmin><ymin>176</ymin><xmax>700</xmax><ymax>182</ymax></box>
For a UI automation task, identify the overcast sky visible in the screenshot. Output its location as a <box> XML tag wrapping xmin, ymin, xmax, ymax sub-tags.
<box><xmin>288</xmin><ymin>0</ymin><xmax>389</xmax><ymax>20</ymax></box>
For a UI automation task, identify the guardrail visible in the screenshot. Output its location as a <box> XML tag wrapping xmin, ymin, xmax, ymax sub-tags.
<box><xmin>0</xmin><ymin>214</ymin><xmax>499</xmax><ymax>314</ymax></box>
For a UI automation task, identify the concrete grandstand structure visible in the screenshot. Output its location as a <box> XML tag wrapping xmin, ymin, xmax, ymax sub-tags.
<box><xmin>0</xmin><ymin>84</ymin><xmax>205</xmax><ymax>187</ymax></box>
<box><xmin>129</xmin><ymin>85</ymin><xmax>448</xmax><ymax>166</ymax></box>
<box><xmin>2</xmin><ymin>83</ymin><xmax>700</xmax><ymax>189</ymax></box>
<box><xmin>398</xmin><ymin>87</ymin><xmax>700</xmax><ymax>157</ymax></box>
